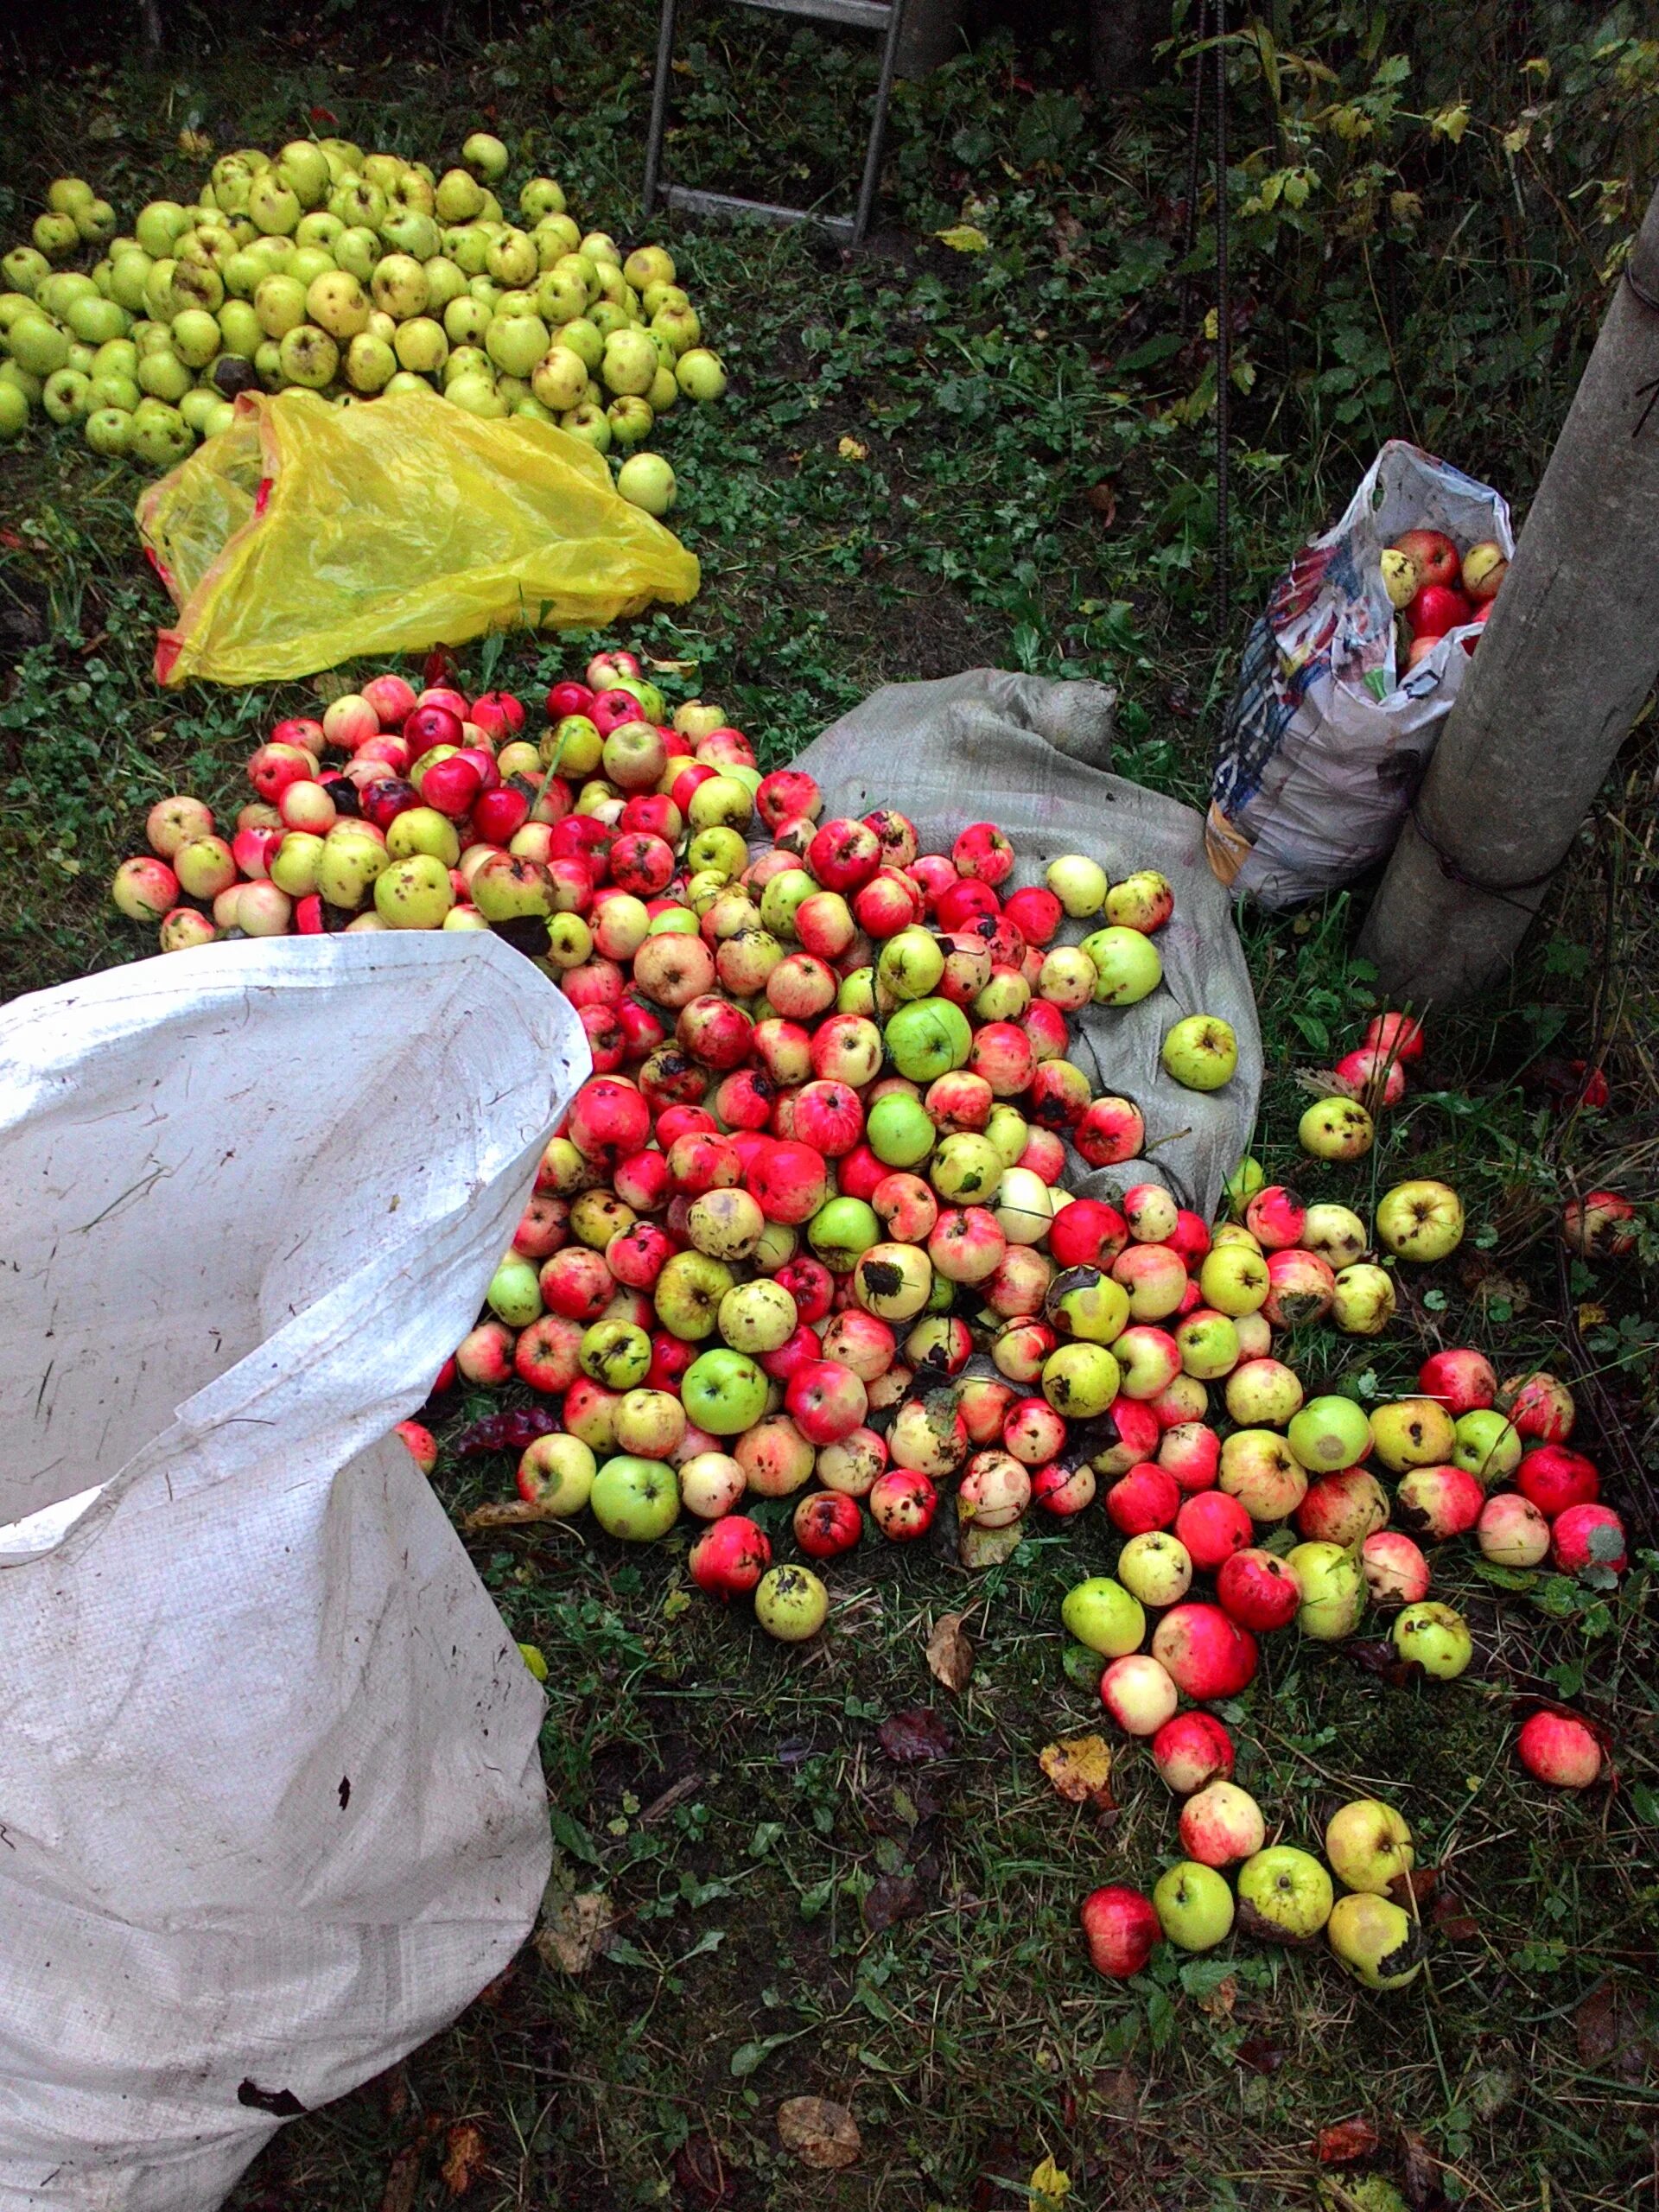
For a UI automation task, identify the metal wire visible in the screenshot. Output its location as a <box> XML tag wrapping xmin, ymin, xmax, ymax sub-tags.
<box><xmin>1213</xmin><ymin>0</ymin><xmax>1230</xmax><ymax>630</ymax></box>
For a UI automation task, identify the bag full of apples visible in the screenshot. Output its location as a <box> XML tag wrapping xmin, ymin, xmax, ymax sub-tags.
<box><xmin>0</xmin><ymin>930</ymin><xmax>584</xmax><ymax>2211</ymax></box>
<box><xmin>1207</xmin><ymin>438</ymin><xmax>1514</xmax><ymax>907</ymax></box>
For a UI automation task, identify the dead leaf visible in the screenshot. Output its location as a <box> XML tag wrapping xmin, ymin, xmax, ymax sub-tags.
<box><xmin>1317</xmin><ymin>2119</ymin><xmax>1382</xmax><ymax>2164</ymax></box>
<box><xmin>1029</xmin><ymin>2153</ymin><xmax>1071</xmax><ymax>2209</ymax></box>
<box><xmin>959</xmin><ymin>1518</ymin><xmax>1023</xmax><ymax>1568</ymax></box>
<box><xmin>1575</xmin><ymin>1982</ymin><xmax>1657</xmax><ymax>2080</ymax></box>
<box><xmin>777</xmin><ymin>2095</ymin><xmax>861</xmax><ymax>2171</ymax></box>
<box><xmin>440</xmin><ymin>2122</ymin><xmax>488</xmax><ymax>2197</ymax></box>
<box><xmin>864</xmin><ymin>1871</ymin><xmax>927</xmax><ymax>1929</ymax></box>
<box><xmin>1236</xmin><ymin>2037</ymin><xmax>1287</xmax><ymax>2074</ymax></box>
<box><xmin>1399</xmin><ymin>2128</ymin><xmax>1442</xmax><ymax>2209</ymax></box>
<box><xmin>935</xmin><ymin>223</ymin><xmax>989</xmax><ymax>251</ymax></box>
<box><xmin>309</xmin><ymin>671</ymin><xmax>351</xmax><ymax>702</ymax></box>
<box><xmin>878</xmin><ymin>1707</ymin><xmax>953</xmax><ymax>1763</ymax></box>
<box><xmin>672</xmin><ymin>2137</ymin><xmax>735</xmax><ymax>2208</ymax></box>
<box><xmin>378</xmin><ymin>2145</ymin><xmax>423</xmax><ymax>2212</ymax></box>
<box><xmin>1196</xmin><ymin>1974</ymin><xmax>1237</xmax><ymax>2020</ymax></box>
<box><xmin>925</xmin><ymin>1611</ymin><xmax>974</xmax><ymax>1692</ymax></box>
<box><xmin>837</xmin><ymin>435</ymin><xmax>868</xmax><ymax>461</ymax></box>
<box><xmin>645</xmin><ymin>657</ymin><xmax>697</xmax><ymax>674</ymax></box>
<box><xmin>463</xmin><ymin>1500</ymin><xmax>550</xmax><ymax>1531</ymax></box>
<box><xmin>1084</xmin><ymin>480</ymin><xmax>1118</xmax><ymax>527</ymax></box>
<box><xmin>1393</xmin><ymin>1866</ymin><xmax>1438</xmax><ymax>1907</ymax></box>
<box><xmin>1344</xmin><ymin>1639</ymin><xmax>1421</xmax><ymax>1688</ymax></box>
<box><xmin>533</xmin><ymin>1889</ymin><xmax>612</xmax><ymax>1975</ymax></box>
<box><xmin>1039</xmin><ymin>1734</ymin><xmax>1115</xmax><ymax>1811</ymax></box>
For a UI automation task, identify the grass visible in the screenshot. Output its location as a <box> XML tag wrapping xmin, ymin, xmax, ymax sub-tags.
<box><xmin>2</xmin><ymin>6</ymin><xmax>1656</xmax><ymax>2209</ymax></box>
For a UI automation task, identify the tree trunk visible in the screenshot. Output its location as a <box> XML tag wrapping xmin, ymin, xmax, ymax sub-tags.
<box><xmin>1357</xmin><ymin>182</ymin><xmax>1659</xmax><ymax>1002</ymax></box>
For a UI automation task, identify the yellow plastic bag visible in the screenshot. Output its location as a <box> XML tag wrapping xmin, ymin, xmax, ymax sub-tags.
<box><xmin>137</xmin><ymin>390</ymin><xmax>701</xmax><ymax>687</ymax></box>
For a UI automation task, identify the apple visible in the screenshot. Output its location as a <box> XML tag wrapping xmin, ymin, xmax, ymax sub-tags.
<box><xmin>1160</xmin><ymin>1014</ymin><xmax>1237</xmax><ymax>1090</ymax></box>
<box><xmin>1361</xmin><ymin>1530</ymin><xmax>1430</xmax><ymax>1608</ymax></box>
<box><xmin>590</xmin><ymin>1454</ymin><xmax>681</xmax><ymax>1541</ymax></box>
<box><xmin>1151</xmin><ymin>1603</ymin><xmax>1257</xmax><ymax>1699</ymax></box>
<box><xmin>1516</xmin><ymin>1445</ymin><xmax>1599</xmax><ymax>1519</ymax></box>
<box><xmin>1079</xmin><ymin>925</ymin><xmax>1163</xmax><ymax>1005</ymax></box>
<box><xmin>1477</xmin><ymin>1491</ymin><xmax>1550</xmax><ymax>1567</ymax></box>
<box><xmin>679</xmin><ymin>1451</ymin><xmax>747</xmax><ymax>1520</ymax></box>
<box><xmin>753</xmin><ymin>1563</ymin><xmax>829</xmax><ymax>1641</ymax></box>
<box><xmin>1331</xmin><ymin>1262</ymin><xmax>1396</xmax><ymax>1337</ymax></box>
<box><xmin>1287</xmin><ymin>1395</ymin><xmax>1371</xmax><ymax>1473</ymax></box>
<box><xmin>1152</xmin><ymin>1860</ymin><xmax>1235</xmax><ymax>1951</ymax></box>
<box><xmin>1516</xmin><ymin>1709</ymin><xmax>1605</xmax><ymax>1789</ymax></box>
<box><xmin>1461</xmin><ymin>539</ymin><xmax>1508</xmax><ymax>600</ymax></box>
<box><xmin>1060</xmin><ymin>1575</ymin><xmax>1147</xmax><ymax>1658</ymax></box>
<box><xmin>1301</xmin><ymin>1202</ymin><xmax>1369</xmax><ymax>1270</ymax></box>
<box><xmin>516</xmin><ymin>1433</ymin><xmax>596</xmax><ymax>1516</ymax></box>
<box><xmin>1325</xmin><ymin>1892</ymin><xmax>1422</xmax><ymax>1989</ymax></box>
<box><xmin>1046</xmin><ymin>853</ymin><xmax>1108</xmax><ymax>917</ymax></box>
<box><xmin>1151</xmin><ymin>1713</ymin><xmax>1235</xmax><ymax>1795</ymax></box>
<box><xmin>1198</xmin><ymin>1245</ymin><xmax>1270</xmax><ymax>1319</ymax></box>
<box><xmin>1099</xmin><ymin>1653</ymin><xmax>1179</xmax><ymax>1735</ymax></box>
<box><xmin>1552</xmin><ymin>1501</ymin><xmax>1627</xmax><ymax>1577</ymax></box>
<box><xmin>680</xmin><ymin>1348</ymin><xmax>768</xmax><ymax>1434</ymax></box>
<box><xmin>1419</xmin><ymin>1346</ymin><xmax>1497</xmax><ymax>1414</ymax></box>
<box><xmin>1181</xmin><ymin>1781</ymin><xmax>1266</xmax><ymax>1867</ymax></box>
<box><xmin>1116</xmin><ymin>1530</ymin><xmax>1193</xmax><ymax>1608</ymax></box>
<box><xmin>1236</xmin><ymin>1846</ymin><xmax>1333</xmax><ymax>1942</ymax></box>
<box><xmin>1391</xmin><ymin>527</ymin><xmax>1459</xmax><ymax>590</ymax></box>
<box><xmin>1218</xmin><ymin>1429</ymin><xmax>1306</xmax><ymax>1522</ymax></box>
<box><xmin>690</xmin><ymin>1515</ymin><xmax>771</xmax><ymax>1599</ymax></box>
<box><xmin>1369</xmin><ymin>1396</ymin><xmax>1456</xmax><ymax>1471</ymax></box>
<box><xmin>1376</xmin><ymin>1179</ymin><xmax>1465</xmax><ymax>1262</ymax></box>
<box><xmin>1286</xmin><ymin>1541</ymin><xmax>1363</xmax><ymax>1641</ymax></box>
<box><xmin>1080</xmin><ymin>1885</ymin><xmax>1160</xmax><ymax>1978</ymax></box>
<box><xmin>1392</xmin><ymin>1600</ymin><xmax>1473</xmax><ymax>1678</ymax></box>
<box><xmin>1325</xmin><ymin>1799</ymin><xmax>1413</xmax><ymax>1894</ymax></box>
<box><xmin>1299</xmin><ymin>1096</ymin><xmax>1374</xmax><ymax>1160</ymax></box>
<box><xmin>1395</xmin><ymin>1463</ymin><xmax>1485</xmax><ymax>1539</ymax></box>
<box><xmin>1224</xmin><ymin>1358</ymin><xmax>1303</xmax><ymax>1428</ymax></box>
<box><xmin>1216</xmin><ymin>1547</ymin><xmax>1301</xmax><ymax>1632</ymax></box>
<box><xmin>1560</xmin><ymin>1189</ymin><xmax>1637</xmax><ymax>1259</ymax></box>
<box><xmin>1452</xmin><ymin>1408</ymin><xmax>1522</xmax><ymax>1485</ymax></box>
<box><xmin>1496</xmin><ymin>1370</ymin><xmax>1575</xmax><ymax>1443</ymax></box>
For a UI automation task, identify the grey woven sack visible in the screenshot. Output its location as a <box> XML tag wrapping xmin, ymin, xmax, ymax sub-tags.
<box><xmin>790</xmin><ymin>669</ymin><xmax>1261</xmax><ymax>1222</ymax></box>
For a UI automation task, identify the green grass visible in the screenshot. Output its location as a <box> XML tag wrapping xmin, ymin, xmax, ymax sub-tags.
<box><xmin>3</xmin><ymin>7</ymin><xmax>1656</xmax><ymax>2209</ymax></box>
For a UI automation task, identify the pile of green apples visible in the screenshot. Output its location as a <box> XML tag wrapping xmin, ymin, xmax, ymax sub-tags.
<box><xmin>0</xmin><ymin>130</ymin><xmax>724</xmax><ymax>510</ymax></box>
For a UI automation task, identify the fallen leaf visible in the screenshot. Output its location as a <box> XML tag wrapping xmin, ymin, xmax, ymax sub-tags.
<box><xmin>309</xmin><ymin>671</ymin><xmax>351</xmax><ymax>702</ymax></box>
<box><xmin>878</xmin><ymin>1707</ymin><xmax>953</xmax><ymax>1763</ymax></box>
<box><xmin>777</xmin><ymin>2094</ymin><xmax>861</xmax><ymax>2171</ymax></box>
<box><xmin>1196</xmin><ymin>1973</ymin><xmax>1237</xmax><ymax>2019</ymax></box>
<box><xmin>1236</xmin><ymin>2037</ymin><xmax>1287</xmax><ymax>2074</ymax></box>
<box><xmin>959</xmin><ymin>1518</ymin><xmax>1023</xmax><ymax>1568</ymax></box>
<box><xmin>1084</xmin><ymin>480</ymin><xmax>1118</xmax><ymax>526</ymax></box>
<box><xmin>465</xmin><ymin>1500</ymin><xmax>552</xmax><ymax>1531</ymax></box>
<box><xmin>1394</xmin><ymin>1865</ymin><xmax>1438</xmax><ymax>1906</ymax></box>
<box><xmin>1318</xmin><ymin>2120</ymin><xmax>1382</xmax><ymax>2164</ymax></box>
<box><xmin>935</xmin><ymin>224</ymin><xmax>989</xmax><ymax>251</ymax></box>
<box><xmin>1575</xmin><ymin>1982</ymin><xmax>1657</xmax><ymax>2079</ymax></box>
<box><xmin>1029</xmin><ymin>2152</ymin><xmax>1071</xmax><ymax>2209</ymax></box>
<box><xmin>1344</xmin><ymin>1639</ymin><xmax>1421</xmax><ymax>1688</ymax></box>
<box><xmin>645</xmin><ymin>656</ymin><xmax>697</xmax><ymax>673</ymax></box>
<box><xmin>533</xmin><ymin>1890</ymin><xmax>612</xmax><ymax>1975</ymax></box>
<box><xmin>925</xmin><ymin>1611</ymin><xmax>974</xmax><ymax>1692</ymax></box>
<box><xmin>440</xmin><ymin>2122</ymin><xmax>487</xmax><ymax>2197</ymax></box>
<box><xmin>1039</xmin><ymin>1734</ymin><xmax>1115</xmax><ymax>1811</ymax></box>
<box><xmin>378</xmin><ymin>2145</ymin><xmax>423</xmax><ymax>2212</ymax></box>
<box><xmin>672</xmin><ymin>2137</ymin><xmax>736</xmax><ymax>2208</ymax></box>
<box><xmin>1399</xmin><ymin>2128</ymin><xmax>1442</xmax><ymax>2209</ymax></box>
<box><xmin>837</xmin><ymin>435</ymin><xmax>868</xmax><ymax>461</ymax></box>
<box><xmin>863</xmin><ymin>1871</ymin><xmax>926</xmax><ymax>1929</ymax></box>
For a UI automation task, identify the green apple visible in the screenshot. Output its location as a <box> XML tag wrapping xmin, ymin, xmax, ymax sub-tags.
<box><xmin>9</xmin><ymin>313</ymin><xmax>71</xmax><ymax>379</ymax></box>
<box><xmin>82</xmin><ymin>404</ymin><xmax>133</xmax><ymax>454</ymax></box>
<box><xmin>0</xmin><ymin>382</ymin><xmax>30</xmax><ymax>440</ymax></box>
<box><xmin>754</xmin><ymin>1563</ymin><xmax>830</xmax><ymax>1642</ymax></box>
<box><xmin>1375</xmin><ymin>1178</ymin><xmax>1464</xmax><ymax>1262</ymax></box>
<box><xmin>865</xmin><ymin>1090</ymin><xmax>937</xmax><ymax>1167</ymax></box>
<box><xmin>1326</xmin><ymin>1891</ymin><xmax>1423</xmax><ymax>1989</ymax></box>
<box><xmin>590</xmin><ymin>1454</ymin><xmax>681</xmax><ymax>1541</ymax></box>
<box><xmin>877</xmin><ymin>926</ymin><xmax>945</xmax><ymax>1001</ymax></box>
<box><xmin>885</xmin><ymin>996</ymin><xmax>973</xmax><ymax>1083</ymax></box>
<box><xmin>1161</xmin><ymin>1014</ymin><xmax>1238</xmax><ymax>1091</ymax></box>
<box><xmin>1060</xmin><ymin>1575</ymin><xmax>1146</xmax><ymax>1658</ymax></box>
<box><xmin>681</xmin><ymin>1348</ymin><xmax>767</xmax><ymax>1435</ymax></box>
<box><xmin>486</xmin><ymin>308</ymin><xmax>549</xmax><ymax>378</ymax></box>
<box><xmin>1391</xmin><ymin>1601</ymin><xmax>1472</xmax><ymax>1679</ymax></box>
<box><xmin>616</xmin><ymin>451</ymin><xmax>677</xmax><ymax>514</ymax></box>
<box><xmin>373</xmin><ymin>852</ymin><xmax>454</xmax><ymax>926</ymax></box>
<box><xmin>807</xmin><ymin>1196</ymin><xmax>881</xmax><ymax>1273</ymax></box>
<box><xmin>1080</xmin><ymin>925</ymin><xmax>1163</xmax><ymax>1006</ymax></box>
<box><xmin>1286</xmin><ymin>1541</ymin><xmax>1363</xmax><ymax>1641</ymax></box>
<box><xmin>1287</xmin><ymin>1395</ymin><xmax>1372</xmax><ymax>1472</ymax></box>
<box><xmin>487</xmin><ymin>1254</ymin><xmax>543</xmax><ymax>1326</ymax></box>
<box><xmin>130</xmin><ymin>404</ymin><xmax>194</xmax><ymax>467</ymax></box>
<box><xmin>1451</xmin><ymin>1408</ymin><xmax>1521</xmax><ymax>1485</ymax></box>
<box><xmin>462</xmin><ymin>130</ymin><xmax>511</xmax><ymax>181</ymax></box>
<box><xmin>1236</xmin><ymin>1846</ymin><xmax>1333</xmax><ymax>1941</ymax></box>
<box><xmin>677</xmin><ymin>346</ymin><xmax>727</xmax><ymax>400</ymax></box>
<box><xmin>1325</xmin><ymin>1799</ymin><xmax>1414</xmax><ymax>1896</ymax></box>
<box><xmin>1152</xmin><ymin>1860</ymin><xmax>1235</xmax><ymax>1951</ymax></box>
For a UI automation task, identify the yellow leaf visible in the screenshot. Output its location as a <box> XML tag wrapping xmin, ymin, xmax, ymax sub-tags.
<box><xmin>837</xmin><ymin>435</ymin><xmax>868</xmax><ymax>461</ymax></box>
<box><xmin>533</xmin><ymin>1888</ymin><xmax>612</xmax><ymax>1975</ymax></box>
<box><xmin>1522</xmin><ymin>56</ymin><xmax>1551</xmax><ymax>82</ymax></box>
<box><xmin>935</xmin><ymin>224</ymin><xmax>989</xmax><ymax>252</ymax></box>
<box><xmin>517</xmin><ymin>1641</ymin><xmax>549</xmax><ymax>1681</ymax></box>
<box><xmin>1503</xmin><ymin>120</ymin><xmax>1532</xmax><ymax>156</ymax></box>
<box><xmin>1578</xmin><ymin>1301</ymin><xmax>1609</xmax><ymax>1332</ymax></box>
<box><xmin>1039</xmin><ymin>1734</ymin><xmax>1114</xmax><ymax>1810</ymax></box>
<box><xmin>1430</xmin><ymin>103</ymin><xmax>1470</xmax><ymax>143</ymax></box>
<box><xmin>1203</xmin><ymin>307</ymin><xmax>1220</xmax><ymax>340</ymax></box>
<box><xmin>1030</xmin><ymin>2153</ymin><xmax>1071</xmax><ymax>2209</ymax></box>
<box><xmin>663</xmin><ymin>1586</ymin><xmax>692</xmax><ymax>1618</ymax></box>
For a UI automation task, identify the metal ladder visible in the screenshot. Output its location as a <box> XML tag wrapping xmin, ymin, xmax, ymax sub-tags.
<box><xmin>641</xmin><ymin>0</ymin><xmax>908</xmax><ymax>249</ymax></box>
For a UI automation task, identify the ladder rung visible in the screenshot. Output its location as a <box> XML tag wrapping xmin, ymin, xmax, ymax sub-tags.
<box><xmin>661</xmin><ymin>184</ymin><xmax>855</xmax><ymax>243</ymax></box>
<box><xmin>729</xmin><ymin>0</ymin><xmax>893</xmax><ymax>29</ymax></box>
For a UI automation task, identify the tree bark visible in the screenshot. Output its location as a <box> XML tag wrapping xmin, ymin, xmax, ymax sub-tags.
<box><xmin>1357</xmin><ymin>181</ymin><xmax>1659</xmax><ymax>1002</ymax></box>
